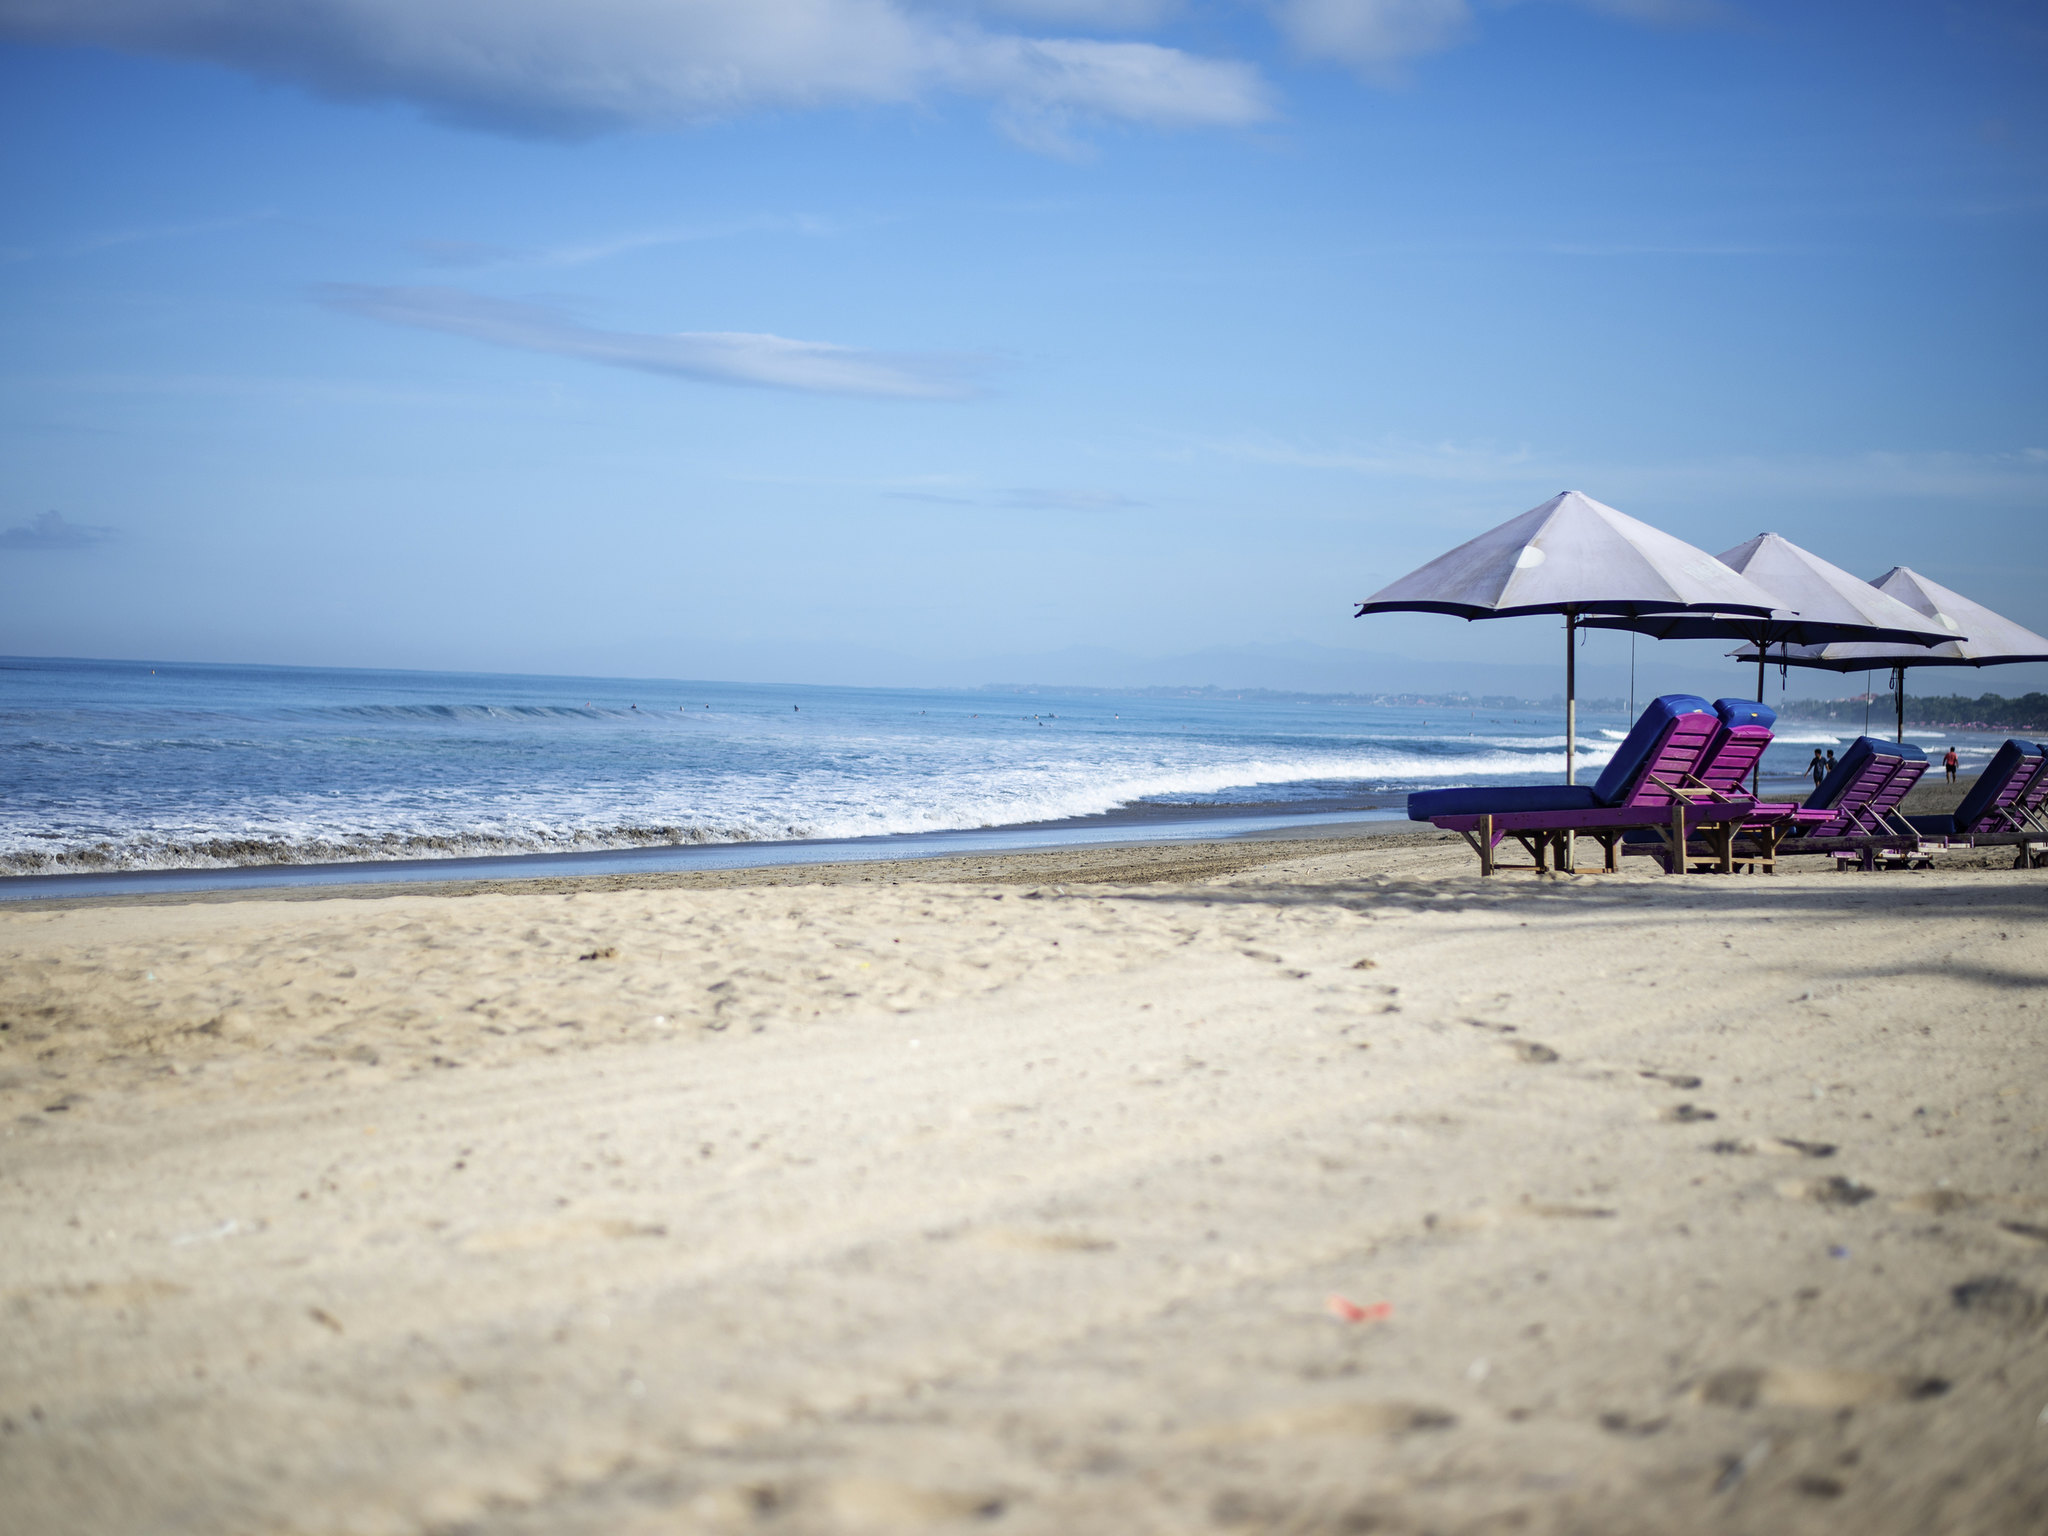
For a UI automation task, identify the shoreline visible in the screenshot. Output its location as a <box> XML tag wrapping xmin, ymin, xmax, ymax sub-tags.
<box><xmin>0</xmin><ymin>764</ymin><xmax>1872</xmax><ymax>907</ymax></box>
<box><xmin>0</xmin><ymin>820</ymin><xmax>1450</xmax><ymax>910</ymax></box>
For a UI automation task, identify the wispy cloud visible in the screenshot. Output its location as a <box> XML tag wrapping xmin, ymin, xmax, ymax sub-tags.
<box><xmin>0</xmin><ymin>0</ymin><xmax>1269</xmax><ymax>150</ymax></box>
<box><xmin>1</xmin><ymin>209</ymin><xmax>276</xmax><ymax>264</ymax></box>
<box><xmin>411</xmin><ymin>216</ymin><xmax>843</xmax><ymax>272</ymax></box>
<box><xmin>317</xmin><ymin>284</ymin><xmax>986</xmax><ymax>399</ymax></box>
<box><xmin>0</xmin><ymin>511</ymin><xmax>118</xmax><ymax>550</ymax></box>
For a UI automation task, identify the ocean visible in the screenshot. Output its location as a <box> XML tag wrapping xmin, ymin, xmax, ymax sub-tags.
<box><xmin>0</xmin><ymin>654</ymin><xmax>1962</xmax><ymax>889</ymax></box>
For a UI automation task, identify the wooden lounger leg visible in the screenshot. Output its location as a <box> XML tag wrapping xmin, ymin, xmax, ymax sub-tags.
<box><xmin>1601</xmin><ymin>832</ymin><xmax>1619</xmax><ymax>874</ymax></box>
<box><xmin>1669</xmin><ymin>804</ymin><xmax>1687</xmax><ymax>875</ymax></box>
<box><xmin>1479</xmin><ymin>814</ymin><xmax>1494</xmax><ymax>876</ymax></box>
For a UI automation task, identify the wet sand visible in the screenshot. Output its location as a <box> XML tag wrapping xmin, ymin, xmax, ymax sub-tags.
<box><xmin>2</xmin><ymin>823</ymin><xmax>2045</xmax><ymax>1535</ymax></box>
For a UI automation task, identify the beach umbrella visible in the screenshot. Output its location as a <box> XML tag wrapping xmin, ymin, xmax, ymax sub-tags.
<box><xmin>1355</xmin><ymin>490</ymin><xmax>1783</xmax><ymax>783</ymax></box>
<box><xmin>1740</xmin><ymin>566</ymin><xmax>2048</xmax><ymax>742</ymax></box>
<box><xmin>1581</xmin><ymin>532</ymin><xmax>1955</xmax><ymax>744</ymax></box>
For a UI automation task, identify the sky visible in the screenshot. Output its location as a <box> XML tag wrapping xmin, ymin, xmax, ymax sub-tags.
<box><xmin>1</xmin><ymin>0</ymin><xmax>2045</xmax><ymax>700</ymax></box>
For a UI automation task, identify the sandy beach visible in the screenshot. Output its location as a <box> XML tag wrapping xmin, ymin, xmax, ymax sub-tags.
<box><xmin>4</xmin><ymin>821</ymin><xmax>2045</xmax><ymax>1535</ymax></box>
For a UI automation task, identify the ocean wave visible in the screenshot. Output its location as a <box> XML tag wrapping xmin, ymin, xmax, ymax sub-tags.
<box><xmin>0</xmin><ymin>824</ymin><xmax>772</xmax><ymax>876</ymax></box>
<box><xmin>0</xmin><ymin>742</ymin><xmax>1630</xmax><ymax>875</ymax></box>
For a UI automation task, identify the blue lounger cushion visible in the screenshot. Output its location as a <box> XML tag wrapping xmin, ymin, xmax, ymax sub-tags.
<box><xmin>1408</xmin><ymin>694</ymin><xmax>1713</xmax><ymax>822</ymax></box>
<box><xmin>1808</xmin><ymin>736</ymin><xmax>1926</xmax><ymax>810</ymax></box>
<box><xmin>1714</xmin><ymin>698</ymin><xmax>1774</xmax><ymax>730</ymax></box>
<box><xmin>1904</xmin><ymin>814</ymin><xmax>1957</xmax><ymax>836</ymax></box>
<box><xmin>1408</xmin><ymin>784</ymin><xmax>1601</xmax><ymax>820</ymax></box>
<box><xmin>1947</xmin><ymin>738</ymin><xmax>2044</xmax><ymax>832</ymax></box>
<box><xmin>1590</xmin><ymin>695</ymin><xmax>1715</xmax><ymax>805</ymax></box>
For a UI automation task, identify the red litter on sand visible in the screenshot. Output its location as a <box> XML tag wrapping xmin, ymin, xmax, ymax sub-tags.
<box><xmin>1327</xmin><ymin>1295</ymin><xmax>1392</xmax><ymax>1323</ymax></box>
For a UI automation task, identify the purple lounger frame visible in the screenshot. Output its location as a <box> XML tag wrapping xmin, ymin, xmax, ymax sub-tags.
<box><xmin>1650</xmin><ymin>742</ymin><xmax>1930</xmax><ymax>873</ymax></box>
<box><xmin>1431</xmin><ymin>710</ymin><xmax>1754</xmax><ymax>876</ymax></box>
<box><xmin>1905</xmin><ymin>741</ymin><xmax>2048</xmax><ymax>867</ymax></box>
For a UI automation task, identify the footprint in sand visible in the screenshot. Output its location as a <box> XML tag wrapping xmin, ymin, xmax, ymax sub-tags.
<box><xmin>1597</xmin><ymin>1411</ymin><xmax>1670</xmax><ymax>1437</ymax></box>
<box><xmin>1952</xmin><ymin>1276</ymin><xmax>2045</xmax><ymax>1330</ymax></box>
<box><xmin>1508</xmin><ymin>1040</ymin><xmax>1559</xmax><ymax>1064</ymax></box>
<box><xmin>1196</xmin><ymin>1401</ymin><xmax>1458</xmax><ymax>1443</ymax></box>
<box><xmin>1892</xmin><ymin>1189</ymin><xmax>1976</xmax><ymax>1214</ymax></box>
<box><xmin>1696</xmin><ymin>1366</ymin><xmax>1948</xmax><ymax>1410</ymax></box>
<box><xmin>1711</xmin><ymin>1137</ymin><xmax>1836</xmax><ymax>1158</ymax></box>
<box><xmin>811</xmin><ymin>1478</ymin><xmax>1008</xmax><ymax>1527</ymax></box>
<box><xmin>1775</xmin><ymin>1176</ymin><xmax>1875</xmax><ymax>1206</ymax></box>
<box><xmin>1640</xmin><ymin>1070</ymin><xmax>1703</xmax><ymax>1089</ymax></box>
<box><xmin>1660</xmin><ymin>1103</ymin><xmax>1718</xmax><ymax>1124</ymax></box>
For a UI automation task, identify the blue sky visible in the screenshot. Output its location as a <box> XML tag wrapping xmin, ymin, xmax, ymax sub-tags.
<box><xmin>2</xmin><ymin>0</ymin><xmax>2044</xmax><ymax>698</ymax></box>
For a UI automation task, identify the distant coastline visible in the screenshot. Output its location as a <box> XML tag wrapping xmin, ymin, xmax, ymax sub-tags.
<box><xmin>1775</xmin><ymin>690</ymin><xmax>2048</xmax><ymax>733</ymax></box>
<box><xmin>985</xmin><ymin>681</ymin><xmax>2048</xmax><ymax>732</ymax></box>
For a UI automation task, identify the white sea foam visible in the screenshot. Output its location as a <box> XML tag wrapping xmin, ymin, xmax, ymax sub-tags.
<box><xmin>0</xmin><ymin>662</ymin><xmax>1696</xmax><ymax>876</ymax></box>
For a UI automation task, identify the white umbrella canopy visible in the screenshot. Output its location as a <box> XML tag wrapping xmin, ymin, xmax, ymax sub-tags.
<box><xmin>1580</xmin><ymin>533</ymin><xmax>1955</xmax><ymax>792</ymax></box>
<box><xmin>1356</xmin><ymin>490</ymin><xmax>1786</xmax><ymax>782</ymax></box>
<box><xmin>1742</xmin><ymin>566</ymin><xmax>2048</xmax><ymax>741</ymax></box>
<box><xmin>1355</xmin><ymin>490</ymin><xmax>1784</xmax><ymax>623</ymax></box>
<box><xmin>1584</xmin><ymin>532</ymin><xmax>1954</xmax><ymax>683</ymax></box>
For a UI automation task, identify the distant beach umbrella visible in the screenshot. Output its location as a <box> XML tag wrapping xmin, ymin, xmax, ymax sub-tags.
<box><xmin>1355</xmin><ymin>490</ymin><xmax>1783</xmax><ymax>783</ymax></box>
<box><xmin>1740</xmin><ymin>566</ymin><xmax>2048</xmax><ymax>742</ymax></box>
<box><xmin>1582</xmin><ymin>532</ymin><xmax>1954</xmax><ymax>762</ymax></box>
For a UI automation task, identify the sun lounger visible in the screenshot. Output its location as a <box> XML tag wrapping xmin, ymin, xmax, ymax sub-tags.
<box><xmin>1410</xmin><ymin>695</ymin><xmax>1754</xmax><ymax>875</ymax></box>
<box><xmin>1746</xmin><ymin>738</ymin><xmax>1928</xmax><ymax>870</ymax></box>
<box><xmin>1905</xmin><ymin>739</ymin><xmax>2048</xmax><ymax>837</ymax></box>
<box><xmin>1629</xmin><ymin>732</ymin><xmax>1930</xmax><ymax>873</ymax></box>
<box><xmin>1903</xmin><ymin>739</ymin><xmax>2048</xmax><ymax>865</ymax></box>
<box><xmin>1616</xmin><ymin>699</ymin><xmax>1789</xmax><ymax>871</ymax></box>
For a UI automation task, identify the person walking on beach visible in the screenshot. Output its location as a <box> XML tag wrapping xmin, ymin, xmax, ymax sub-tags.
<box><xmin>1807</xmin><ymin>748</ymin><xmax>1826</xmax><ymax>787</ymax></box>
<box><xmin>1824</xmin><ymin>749</ymin><xmax>1837</xmax><ymax>778</ymax></box>
<box><xmin>1943</xmin><ymin>746</ymin><xmax>1959</xmax><ymax>783</ymax></box>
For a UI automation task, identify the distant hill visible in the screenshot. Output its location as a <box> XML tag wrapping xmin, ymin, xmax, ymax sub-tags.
<box><xmin>1781</xmin><ymin>692</ymin><xmax>2048</xmax><ymax>732</ymax></box>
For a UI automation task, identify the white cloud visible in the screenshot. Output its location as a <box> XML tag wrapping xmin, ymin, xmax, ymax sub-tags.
<box><xmin>1267</xmin><ymin>0</ymin><xmax>1475</xmax><ymax>73</ymax></box>
<box><xmin>1268</xmin><ymin>0</ymin><xmax>1727</xmax><ymax>76</ymax></box>
<box><xmin>970</xmin><ymin>0</ymin><xmax>1181</xmax><ymax>27</ymax></box>
<box><xmin>0</xmin><ymin>0</ymin><xmax>1267</xmax><ymax>142</ymax></box>
<box><xmin>0</xmin><ymin>511</ymin><xmax>119</xmax><ymax>549</ymax></box>
<box><xmin>317</xmin><ymin>284</ymin><xmax>986</xmax><ymax>399</ymax></box>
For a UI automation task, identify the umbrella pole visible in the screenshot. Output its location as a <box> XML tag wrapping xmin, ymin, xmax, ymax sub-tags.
<box><xmin>1564</xmin><ymin>612</ymin><xmax>1576</xmax><ymax>873</ymax></box>
<box><xmin>1564</xmin><ymin>613</ymin><xmax>1577</xmax><ymax>785</ymax></box>
<box><xmin>1755</xmin><ymin>647</ymin><xmax>1767</xmax><ymax>797</ymax></box>
<box><xmin>1894</xmin><ymin>666</ymin><xmax>1906</xmax><ymax>744</ymax></box>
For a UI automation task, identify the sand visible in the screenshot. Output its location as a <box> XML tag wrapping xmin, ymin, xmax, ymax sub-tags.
<box><xmin>3</xmin><ymin>828</ymin><xmax>2045</xmax><ymax>1535</ymax></box>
